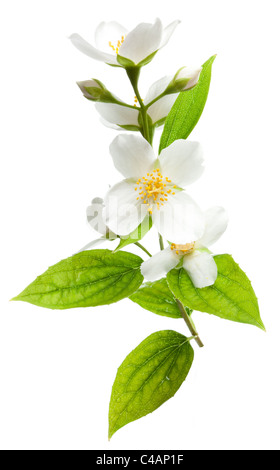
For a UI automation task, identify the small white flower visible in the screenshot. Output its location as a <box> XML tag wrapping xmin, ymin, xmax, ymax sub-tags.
<box><xmin>103</xmin><ymin>134</ymin><xmax>205</xmax><ymax>243</ymax></box>
<box><xmin>141</xmin><ymin>207</ymin><xmax>228</xmax><ymax>288</ymax></box>
<box><xmin>95</xmin><ymin>68</ymin><xmax>202</xmax><ymax>130</ymax></box>
<box><xmin>95</xmin><ymin>76</ymin><xmax>180</xmax><ymax>130</ymax></box>
<box><xmin>70</xmin><ymin>18</ymin><xmax>180</xmax><ymax>67</ymax></box>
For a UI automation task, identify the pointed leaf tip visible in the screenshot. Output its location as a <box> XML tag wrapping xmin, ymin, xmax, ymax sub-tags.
<box><xmin>12</xmin><ymin>250</ymin><xmax>144</xmax><ymax>309</ymax></box>
<box><xmin>167</xmin><ymin>254</ymin><xmax>264</xmax><ymax>331</ymax></box>
<box><xmin>108</xmin><ymin>330</ymin><xmax>194</xmax><ymax>438</ymax></box>
<box><xmin>159</xmin><ymin>54</ymin><xmax>216</xmax><ymax>152</ymax></box>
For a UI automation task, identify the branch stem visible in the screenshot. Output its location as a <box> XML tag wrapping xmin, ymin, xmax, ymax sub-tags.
<box><xmin>126</xmin><ymin>67</ymin><xmax>151</xmax><ymax>143</ymax></box>
<box><xmin>176</xmin><ymin>299</ymin><xmax>204</xmax><ymax>348</ymax></box>
<box><xmin>114</xmin><ymin>99</ymin><xmax>140</xmax><ymax>110</ymax></box>
<box><xmin>134</xmin><ymin>242</ymin><xmax>152</xmax><ymax>258</ymax></box>
<box><xmin>145</xmin><ymin>91</ymin><xmax>166</xmax><ymax>109</ymax></box>
<box><xmin>126</xmin><ymin>67</ymin><xmax>204</xmax><ymax>348</ymax></box>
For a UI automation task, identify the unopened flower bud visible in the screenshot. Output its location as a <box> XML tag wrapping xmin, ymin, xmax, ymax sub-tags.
<box><xmin>166</xmin><ymin>66</ymin><xmax>202</xmax><ymax>94</ymax></box>
<box><xmin>77</xmin><ymin>79</ymin><xmax>116</xmax><ymax>103</ymax></box>
<box><xmin>175</xmin><ymin>66</ymin><xmax>202</xmax><ymax>89</ymax></box>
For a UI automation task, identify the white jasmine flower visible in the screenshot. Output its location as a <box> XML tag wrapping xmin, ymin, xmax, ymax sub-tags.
<box><xmin>95</xmin><ymin>68</ymin><xmax>202</xmax><ymax>130</ymax></box>
<box><xmin>70</xmin><ymin>19</ymin><xmax>180</xmax><ymax>67</ymax></box>
<box><xmin>103</xmin><ymin>134</ymin><xmax>205</xmax><ymax>243</ymax></box>
<box><xmin>95</xmin><ymin>76</ymin><xmax>180</xmax><ymax>130</ymax></box>
<box><xmin>141</xmin><ymin>207</ymin><xmax>228</xmax><ymax>288</ymax></box>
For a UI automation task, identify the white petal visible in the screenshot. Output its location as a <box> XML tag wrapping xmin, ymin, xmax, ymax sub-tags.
<box><xmin>145</xmin><ymin>76</ymin><xmax>172</xmax><ymax>104</ymax></box>
<box><xmin>148</xmin><ymin>94</ymin><xmax>178</xmax><ymax>124</ymax></box>
<box><xmin>69</xmin><ymin>33</ymin><xmax>117</xmax><ymax>65</ymax></box>
<box><xmin>199</xmin><ymin>207</ymin><xmax>229</xmax><ymax>248</ymax></box>
<box><xmin>104</xmin><ymin>181</ymin><xmax>148</xmax><ymax>236</ymax></box>
<box><xmin>77</xmin><ymin>79</ymin><xmax>101</xmax><ymax>89</ymax></box>
<box><xmin>152</xmin><ymin>192</ymin><xmax>205</xmax><ymax>244</ymax></box>
<box><xmin>159</xmin><ymin>140</ymin><xmax>204</xmax><ymax>187</ymax></box>
<box><xmin>86</xmin><ymin>197</ymin><xmax>108</xmax><ymax>236</ymax></box>
<box><xmin>95</xmin><ymin>103</ymin><xmax>140</xmax><ymax>127</ymax></box>
<box><xmin>76</xmin><ymin>237</ymin><xmax>107</xmax><ymax>253</ymax></box>
<box><xmin>99</xmin><ymin>117</ymin><xmax>122</xmax><ymax>130</ymax></box>
<box><xmin>119</xmin><ymin>19</ymin><xmax>162</xmax><ymax>64</ymax></box>
<box><xmin>183</xmin><ymin>251</ymin><xmax>218</xmax><ymax>288</ymax></box>
<box><xmin>160</xmin><ymin>20</ymin><xmax>181</xmax><ymax>48</ymax></box>
<box><xmin>109</xmin><ymin>134</ymin><xmax>156</xmax><ymax>179</ymax></box>
<box><xmin>95</xmin><ymin>21</ymin><xmax>128</xmax><ymax>52</ymax></box>
<box><xmin>141</xmin><ymin>248</ymin><xmax>180</xmax><ymax>281</ymax></box>
<box><xmin>145</xmin><ymin>76</ymin><xmax>177</xmax><ymax>124</ymax></box>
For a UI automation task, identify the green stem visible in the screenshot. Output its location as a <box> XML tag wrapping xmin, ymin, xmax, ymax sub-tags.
<box><xmin>134</xmin><ymin>242</ymin><xmax>152</xmax><ymax>258</ymax></box>
<box><xmin>114</xmin><ymin>99</ymin><xmax>140</xmax><ymax>110</ymax></box>
<box><xmin>176</xmin><ymin>300</ymin><xmax>204</xmax><ymax>348</ymax></box>
<box><xmin>126</xmin><ymin>67</ymin><xmax>204</xmax><ymax>347</ymax></box>
<box><xmin>159</xmin><ymin>233</ymin><xmax>203</xmax><ymax>347</ymax></box>
<box><xmin>145</xmin><ymin>91</ymin><xmax>166</xmax><ymax>109</ymax></box>
<box><xmin>126</xmin><ymin>67</ymin><xmax>151</xmax><ymax>144</ymax></box>
<box><xmin>158</xmin><ymin>234</ymin><xmax>203</xmax><ymax>345</ymax></box>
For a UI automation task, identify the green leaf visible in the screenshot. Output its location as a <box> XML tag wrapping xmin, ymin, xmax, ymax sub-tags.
<box><xmin>115</xmin><ymin>215</ymin><xmax>152</xmax><ymax>252</ymax></box>
<box><xmin>12</xmin><ymin>249</ymin><xmax>144</xmax><ymax>309</ymax></box>
<box><xmin>130</xmin><ymin>278</ymin><xmax>192</xmax><ymax>319</ymax></box>
<box><xmin>109</xmin><ymin>330</ymin><xmax>194</xmax><ymax>439</ymax></box>
<box><xmin>159</xmin><ymin>55</ymin><xmax>216</xmax><ymax>152</ymax></box>
<box><xmin>167</xmin><ymin>254</ymin><xmax>265</xmax><ymax>330</ymax></box>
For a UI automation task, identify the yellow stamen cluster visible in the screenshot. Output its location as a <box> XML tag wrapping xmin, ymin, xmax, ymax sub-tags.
<box><xmin>170</xmin><ymin>242</ymin><xmax>195</xmax><ymax>256</ymax></box>
<box><xmin>108</xmin><ymin>35</ymin><xmax>125</xmax><ymax>54</ymax></box>
<box><xmin>135</xmin><ymin>169</ymin><xmax>176</xmax><ymax>214</ymax></box>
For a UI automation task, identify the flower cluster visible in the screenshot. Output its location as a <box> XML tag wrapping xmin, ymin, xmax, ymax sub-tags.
<box><xmin>71</xmin><ymin>18</ymin><xmax>228</xmax><ymax>289</ymax></box>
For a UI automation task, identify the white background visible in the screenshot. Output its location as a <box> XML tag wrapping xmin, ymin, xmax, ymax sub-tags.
<box><xmin>1</xmin><ymin>0</ymin><xmax>279</xmax><ymax>451</ymax></box>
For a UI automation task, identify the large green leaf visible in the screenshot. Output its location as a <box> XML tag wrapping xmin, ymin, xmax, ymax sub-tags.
<box><xmin>159</xmin><ymin>55</ymin><xmax>216</xmax><ymax>152</ymax></box>
<box><xmin>130</xmin><ymin>278</ymin><xmax>192</xmax><ymax>319</ymax></box>
<box><xmin>109</xmin><ymin>330</ymin><xmax>194</xmax><ymax>439</ymax></box>
<box><xmin>12</xmin><ymin>249</ymin><xmax>143</xmax><ymax>309</ymax></box>
<box><xmin>167</xmin><ymin>254</ymin><xmax>265</xmax><ymax>330</ymax></box>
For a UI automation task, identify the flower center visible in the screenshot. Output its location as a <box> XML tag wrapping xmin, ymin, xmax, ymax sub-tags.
<box><xmin>134</xmin><ymin>168</ymin><xmax>176</xmax><ymax>214</ymax></box>
<box><xmin>108</xmin><ymin>36</ymin><xmax>125</xmax><ymax>54</ymax></box>
<box><xmin>170</xmin><ymin>242</ymin><xmax>195</xmax><ymax>256</ymax></box>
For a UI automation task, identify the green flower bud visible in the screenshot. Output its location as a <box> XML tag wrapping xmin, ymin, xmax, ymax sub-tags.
<box><xmin>77</xmin><ymin>79</ymin><xmax>117</xmax><ymax>103</ymax></box>
<box><xmin>165</xmin><ymin>66</ymin><xmax>202</xmax><ymax>94</ymax></box>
